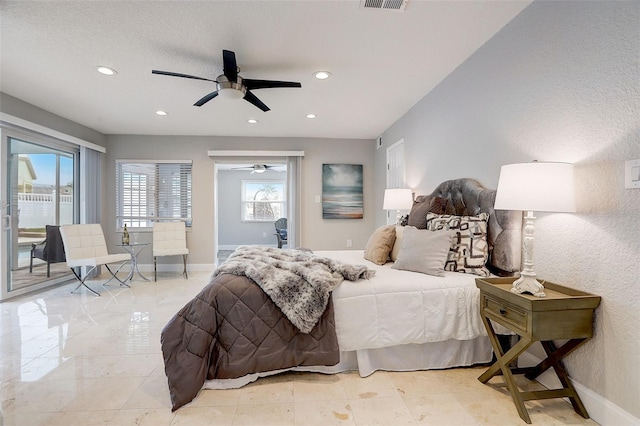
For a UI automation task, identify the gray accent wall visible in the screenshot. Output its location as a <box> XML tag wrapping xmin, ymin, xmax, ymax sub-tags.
<box><xmin>376</xmin><ymin>1</ymin><xmax>640</xmax><ymax>420</ymax></box>
<box><xmin>103</xmin><ymin>135</ymin><xmax>376</xmax><ymax>268</ymax></box>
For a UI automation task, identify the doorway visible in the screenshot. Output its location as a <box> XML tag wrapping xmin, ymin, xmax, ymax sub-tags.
<box><xmin>209</xmin><ymin>150</ymin><xmax>303</xmax><ymax>266</ymax></box>
<box><xmin>1</xmin><ymin>131</ymin><xmax>78</xmax><ymax>298</ymax></box>
<box><xmin>215</xmin><ymin>161</ymin><xmax>287</xmax><ymax>264</ymax></box>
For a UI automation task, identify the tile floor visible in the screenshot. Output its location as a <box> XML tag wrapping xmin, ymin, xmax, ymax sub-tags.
<box><xmin>0</xmin><ymin>272</ymin><xmax>599</xmax><ymax>425</ymax></box>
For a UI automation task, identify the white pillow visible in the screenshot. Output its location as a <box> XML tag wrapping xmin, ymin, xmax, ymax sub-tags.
<box><xmin>391</xmin><ymin>227</ymin><xmax>455</xmax><ymax>277</ymax></box>
<box><xmin>390</xmin><ymin>225</ymin><xmax>405</xmax><ymax>262</ymax></box>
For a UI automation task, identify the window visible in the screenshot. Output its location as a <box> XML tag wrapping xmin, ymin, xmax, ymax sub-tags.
<box><xmin>242</xmin><ymin>180</ymin><xmax>286</xmax><ymax>222</ymax></box>
<box><xmin>116</xmin><ymin>160</ymin><xmax>192</xmax><ymax>228</ymax></box>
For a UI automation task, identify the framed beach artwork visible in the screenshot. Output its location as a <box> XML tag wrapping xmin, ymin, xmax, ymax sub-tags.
<box><xmin>322</xmin><ymin>164</ymin><xmax>364</xmax><ymax>219</ymax></box>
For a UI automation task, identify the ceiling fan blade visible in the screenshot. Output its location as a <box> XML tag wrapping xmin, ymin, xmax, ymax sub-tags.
<box><xmin>243</xmin><ymin>79</ymin><xmax>302</xmax><ymax>90</ymax></box>
<box><xmin>152</xmin><ymin>70</ymin><xmax>217</xmax><ymax>82</ymax></box>
<box><xmin>194</xmin><ymin>91</ymin><xmax>219</xmax><ymax>107</ymax></box>
<box><xmin>243</xmin><ymin>90</ymin><xmax>270</xmax><ymax>112</ymax></box>
<box><xmin>222</xmin><ymin>50</ymin><xmax>238</xmax><ymax>82</ymax></box>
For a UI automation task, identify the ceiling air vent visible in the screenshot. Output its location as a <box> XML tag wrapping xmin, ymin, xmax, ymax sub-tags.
<box><xmin>360</xmin><ymin>0</ymin><xmax>407</xmax><ymax>11</ymax></box>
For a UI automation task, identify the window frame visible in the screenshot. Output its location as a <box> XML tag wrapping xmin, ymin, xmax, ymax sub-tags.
<box><xmin>115</xmin><ymin>159</ymin><xmax>192</xmax><ymax>230</ymax></box>
<box><xmin>241</xmin><ymin>179</ymin><xmax>286</xmax><ymax>223</ymax></box>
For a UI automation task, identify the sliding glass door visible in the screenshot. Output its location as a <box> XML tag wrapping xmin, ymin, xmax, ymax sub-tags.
<box><xmin>1</xmin><ymin>129</ymin><xmax>78</xmax><ymax>298</ymax></box>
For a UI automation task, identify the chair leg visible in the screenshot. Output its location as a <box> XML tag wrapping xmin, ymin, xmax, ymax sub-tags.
<box><xmin>103</xmin><ymin>263</ymin><xmax>130</xmax><ymax>288</ymax></box>
<box><xmin>183</xmin><ymin>254</ymin><xmax>188</xmax><ymax>279</ymax></box>
<box><xmin>154</xmin><ymin>256</ymin><xmax>157</xmax><ymax>282</ymax></box>
<box><xmin>70</xmin><ymin>266</ymin><xmax>101</xmax><ymax>297</ymax></box>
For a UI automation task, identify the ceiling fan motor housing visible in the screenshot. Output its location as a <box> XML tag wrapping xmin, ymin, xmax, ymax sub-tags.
<box><xmin>217</xmin><ymin>75</ymin><xmax>246</xmax><ymax>98</ymax></box>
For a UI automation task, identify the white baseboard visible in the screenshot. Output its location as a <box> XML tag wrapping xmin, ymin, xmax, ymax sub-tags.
<box><xmin>217</xmin><ymin>245</ymin><xmax>239</xmax><ymax>251</ymax></box>
<box><xmin>218</xmin><ymin>244</ymin><xmax>278</xmax><ymax>251</ymax></box>
<box><xmin>519</xmin><ymin>352</ymin><xmax>639</xmax><ymax>426</ymax></box>
<box><xmin>136</xmin><ymin>263</ymin><xmax>215</xmax><ymax>273</ymax></box>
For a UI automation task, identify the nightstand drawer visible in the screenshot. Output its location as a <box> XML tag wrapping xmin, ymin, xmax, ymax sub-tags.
<box><xmin>483</xmin><ymin>295</ymin><xmax>528</xmax><ymax>332</ymax></box>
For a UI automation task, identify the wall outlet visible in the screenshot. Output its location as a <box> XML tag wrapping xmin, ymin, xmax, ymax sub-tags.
<box><xmin>262</xmin><ymin>232</ymin><xmax>267</xmax><ymax>238</ymax></box>
<box><xmin>346</xmin><ymin>239</ymin><xmax>353</xmax><ymax>248</ymax></box>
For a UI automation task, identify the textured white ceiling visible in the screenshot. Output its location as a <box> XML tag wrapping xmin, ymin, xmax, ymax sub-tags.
<box><xmin>0</xmin><ymin>1</ymin><xmax>530</xmax><ymax>139</ymax></box>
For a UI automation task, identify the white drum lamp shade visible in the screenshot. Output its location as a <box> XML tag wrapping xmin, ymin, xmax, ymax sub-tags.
<box><xmin>494</xmin><ymin>162</ymin><xmax>576</xmax><ymax>213</ymax></box>
<box><xmin>383</xmin><ymin>188</ymin><xmax>413</xmax><ymax>223</ymax></box>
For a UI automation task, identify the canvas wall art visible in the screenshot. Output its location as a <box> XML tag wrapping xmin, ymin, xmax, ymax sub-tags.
<box><xmin>322</xmin><ymin>164</ymin><xmax>363</xmax><ymax>219</ymax></box>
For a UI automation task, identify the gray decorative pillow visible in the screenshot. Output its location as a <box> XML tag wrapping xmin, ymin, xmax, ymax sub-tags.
<box><xmin>425</xmin><ymin>212</ymin><xmax>490</xmax><ymax>276</ymax></box>
<box><xmin>364</xmin><ymin>225</ymin><xmax>396</xmax><ymax>265</ymax></box>
<box><xmin>391</xmin><ymin>226</ymin><xmax>455</xmax><ymax>277</ymax></box>
<box><xmin>406</xmin><ymin>196</ymin><xmax>432</xmax><ymax>229</ymax></box>
<box><xmin>407</xmin><ymin>196</ymin><xmax>451</xmax><ymax>229</ymax></box>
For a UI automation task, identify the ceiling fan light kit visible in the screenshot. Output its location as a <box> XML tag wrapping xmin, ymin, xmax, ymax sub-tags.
<box><xmin>231</xmin><ymin>164</ymin><xmax>279</xmax><ymax>174</ymax></box>
<box><xmin>152</xmin><ymin>49</ymin><xmax>302</xmax><ymax>112</ymax></box>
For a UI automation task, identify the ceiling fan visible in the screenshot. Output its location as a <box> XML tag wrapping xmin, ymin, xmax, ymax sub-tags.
<box><xmin>232</xmin><ymin>164</ymin><xmax>278</xmax><ymax>174</ymax></box>
<box><xmin>152</xmin><ymin>49</ymin><xmax>302</xmax><ymax>112</ymax></box>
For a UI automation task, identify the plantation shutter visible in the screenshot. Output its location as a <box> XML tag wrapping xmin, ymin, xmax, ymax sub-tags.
<box><xmin>116</xmin><ymin>160</ymin><xmax>192</xmax><ymax>228</ymax></box>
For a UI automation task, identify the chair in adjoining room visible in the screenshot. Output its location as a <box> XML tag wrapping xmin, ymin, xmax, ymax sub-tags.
<box><xmin>30</xmin><ymin>225</ymin><xmax>66</xmax><ymax>277</ymax></box>
<box><xmin>274</xmin><ymin>217</ymin><xmax>287</xmax><ymax>248</ymax></box>
<box><xmin>153</xmin><ymin>221</ymin><xmax>189</xmax><ymax>281</ymax></box>
<box><xmin>59</xmin><ymin>224</ymin><xmax>131</xmax><ymax>296</ymax></box>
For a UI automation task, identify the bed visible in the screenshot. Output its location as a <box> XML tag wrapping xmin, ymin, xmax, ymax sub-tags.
<box><xmin>161</xmin><ymin>178</ymin><xmax>522</xmax><ymax>411</ymax></box>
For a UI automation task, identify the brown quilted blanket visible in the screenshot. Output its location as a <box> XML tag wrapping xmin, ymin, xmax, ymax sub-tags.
<box><xmin>161</xmin><ymin>272</ymin><xmax>340</xmax><ymax>411</ymax></box>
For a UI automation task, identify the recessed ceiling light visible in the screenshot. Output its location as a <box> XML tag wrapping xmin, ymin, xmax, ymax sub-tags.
<box><xmin>306</xmin><ymin>113</ymin><xmax>317</xmax><ymax>119</ymax></box>
<box><xmin>313</xmin><ymin>71</ymin><xmax>331</xmax><ymax>80</ymax></box>
<box><xmin>97</xmin><ymin>66</ymin><xmax>117</xmax><ymax>75</ymax></box>
<box><xmin>155</xmin><ymin>110</ymin><xmax>167</xmax><ymax>116</ymax></box>
<box><xmin>247</xmin><ymin>119</ymin><xmax>258</xmax><ymax>124</ymax></box>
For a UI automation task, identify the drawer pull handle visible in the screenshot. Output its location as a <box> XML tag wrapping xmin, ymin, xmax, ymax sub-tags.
<box><xmin>499</xmin><ymin>309</ymin><xmax>507</xmax><ymax>315</ymax></box>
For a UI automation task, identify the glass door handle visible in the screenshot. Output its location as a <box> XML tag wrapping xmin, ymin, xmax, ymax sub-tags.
<box><xmin>1</xmin><ymin>202</ymin><xmax>9</xmax><ymax>230</ymax></box>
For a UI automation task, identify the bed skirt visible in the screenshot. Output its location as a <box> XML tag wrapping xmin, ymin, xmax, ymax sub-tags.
<box><xmin>203</xmin><ymin>336</ymin><xmax>493</xmax><ymax>390</ymax></box>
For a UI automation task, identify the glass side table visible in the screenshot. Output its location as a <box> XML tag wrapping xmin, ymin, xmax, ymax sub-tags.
<box><xmin>117</xmin><ymin>243</ymin><xmax>150</xmax><ymax>282</ymax></box>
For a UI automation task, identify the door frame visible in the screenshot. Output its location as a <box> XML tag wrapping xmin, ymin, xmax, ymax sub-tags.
<box><xmin>0</xmin><ymin>122</ymin><xmax>81</xmax><ymax>300</ymax></box>
<box><xmin>208</xmin><ymin>150</ymin><xmax>304</xmax><ymax>265</ymax></box>
<box><xmin>385</xmin><ymin>138</ymin><xmax>407</xmax><ymax>224</ymax></box>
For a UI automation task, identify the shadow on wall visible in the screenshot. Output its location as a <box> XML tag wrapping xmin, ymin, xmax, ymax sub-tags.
<box><xmin>574</xmin><ymin>128</ymin><xmax>640</xmax><ymax>215</ymax></box>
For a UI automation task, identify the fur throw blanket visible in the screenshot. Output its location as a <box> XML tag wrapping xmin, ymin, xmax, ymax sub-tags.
<box><xmin>212</xmin><ymin>246</ymin><xmax>375</xmax><ymax>333</ymax></box>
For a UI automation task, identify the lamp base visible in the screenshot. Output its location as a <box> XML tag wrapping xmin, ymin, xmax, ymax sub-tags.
<box><xmin>511</xmin><ymin>273</ymin><xmax>546</xmax><ymax>298</ymax></box>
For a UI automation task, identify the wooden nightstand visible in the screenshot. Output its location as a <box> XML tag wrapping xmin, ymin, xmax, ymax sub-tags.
<box><xmin>475</xmin><ymin>277</ymin><xmax>601</xmax><ymax>424</ymax></box>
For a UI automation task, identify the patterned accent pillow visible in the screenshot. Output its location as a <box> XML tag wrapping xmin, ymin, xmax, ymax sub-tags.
<box><xmin>425</xmin><ymin>212</ymin><xmax>490</xmax><ymax>276</ymax></box>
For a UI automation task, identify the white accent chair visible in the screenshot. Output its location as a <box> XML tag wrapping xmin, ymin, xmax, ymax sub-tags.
<box><xmin>59</xmin><ymin>224</ymin><xmax>131</xmax><ymax>296</ymax></box>
<box><xmin>153</xmin><ymin>221</ymin><xmax>189</xmax><ymax>281</ymax></box>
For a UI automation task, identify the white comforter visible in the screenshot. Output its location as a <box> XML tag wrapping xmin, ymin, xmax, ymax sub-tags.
<box><xmin>316</xmin><ymin>250</ymin><xmax>488</xmax><ymax>352</ymax></box>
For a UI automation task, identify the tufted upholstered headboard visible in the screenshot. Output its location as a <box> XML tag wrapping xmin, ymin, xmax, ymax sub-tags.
<box><xmin>412</xmin><ymin>178</ymin><xmax>522</xmax><ymax>276</ymax></box>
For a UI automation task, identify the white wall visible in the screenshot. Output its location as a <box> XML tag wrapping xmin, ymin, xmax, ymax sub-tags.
<box><xmin>217</xmin><ymin>169</ymin><xmax>286</xmax><ymax>248</ymax></box>
<box><xmin>376</xmin><ymin>1</ymin><xmax>640</xmax><ymax>421</ymax></box>
<box><xmin>104</xmin><ymin>135</ymin><xmax>376</xmax><ymax>268</ymax></box>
